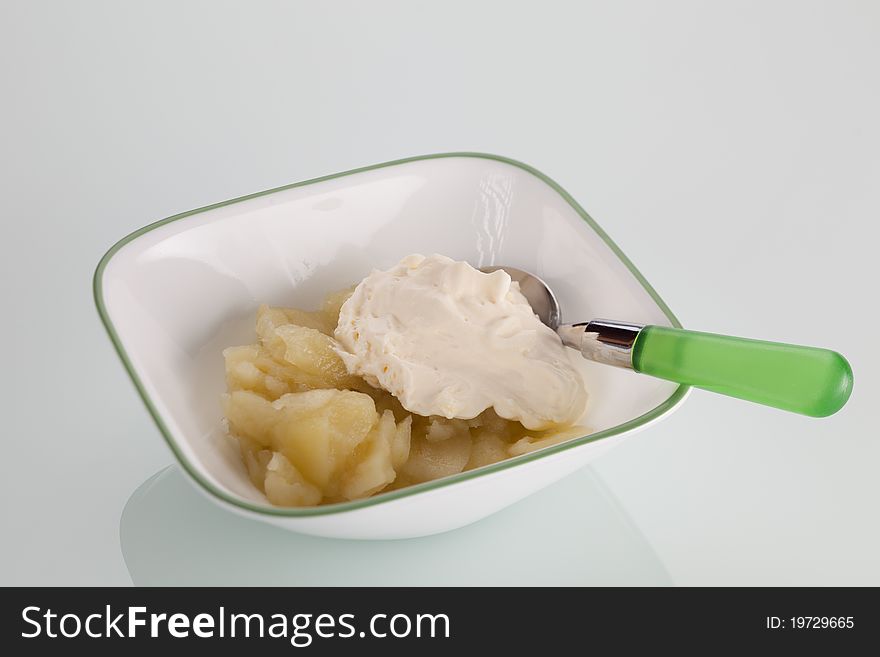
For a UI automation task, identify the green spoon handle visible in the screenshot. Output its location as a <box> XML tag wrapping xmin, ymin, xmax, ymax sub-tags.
<box><xmin>631</xmin><ymin>326</ymin><xmax>853</xmax><ymax>417</ymax></box>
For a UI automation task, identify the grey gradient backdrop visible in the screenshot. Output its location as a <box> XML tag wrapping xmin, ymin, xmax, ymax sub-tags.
<box><xmin>1</xmin><ymin>0</ymin><xmax>878</xmax><ymax>585</ymax></box>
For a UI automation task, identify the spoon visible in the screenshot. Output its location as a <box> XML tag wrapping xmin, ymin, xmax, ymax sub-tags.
<box><xmin>481</xmin><ymin>266</ymin><xmax>853</xmax><ymax>417</ymax></box>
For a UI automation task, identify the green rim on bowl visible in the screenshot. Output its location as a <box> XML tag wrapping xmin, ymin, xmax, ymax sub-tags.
<box><xmin>93</xmin><ymin>152</ymin><xmax>689</xmax><ymax>517</ymax></box>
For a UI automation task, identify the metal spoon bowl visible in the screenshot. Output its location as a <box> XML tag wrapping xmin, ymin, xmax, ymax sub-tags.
<box><xmin>480</xmin><ymin>266</ymin><xmax>561</xmax><ymax>329</ymax></box>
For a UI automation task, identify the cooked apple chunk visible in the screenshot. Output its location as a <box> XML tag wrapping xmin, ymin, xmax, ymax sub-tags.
<box><xmin>274</xmin><ymin>324</ymin><xmax>360</xmax><ymax>390</ymax></box>
<box><xmin>257</xmin><ymin>304</ymin><xmax>333</xmax><ymax>340</ymax></box>
<box><xmin>223</xmin><ymin>344</ymin><xmax>326</xmax><ymax>399</ymax></box>
<box><xmin>390</xmin><ymin>415</ymin><xmax>412</xmax><ymax>470</ymax></box>
<box><xmin>398</xmin><ymin>430</ymin><xmax>472</xmax><ymax>484</ymax></box>
<box><xmin>321</xmin><ymin>286</ymin><xmax>354</xmax><ymax>327</ymax></box>
<box><xmin>508</xmin><ymin>424</ymin><xmax>589</xmax><ymax>456</ymax></box>
<box><xmin>464</xmin><ymin>432</ymin><xmax>509</xmax><ymax>470</ymax></box>
<box><xmin>264</xmin><ymin>452</ymin><xmax>323</xmax><ymax>506</ymax></box>
<box><xmin>340</xmin><ymin>409</ymin><xmax>399</xmax><ymax>500</ymax></box>
<box><xmin>224</xmin><ymin>388</ymin><xmax>416</xmax><ymax>503</ymax></box>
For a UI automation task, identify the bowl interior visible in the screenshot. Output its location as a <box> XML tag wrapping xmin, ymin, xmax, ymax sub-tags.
<box><xmin>97</xmin><ymin>154</ymin><xmax>681</xmax><ymax>513</ymax></box>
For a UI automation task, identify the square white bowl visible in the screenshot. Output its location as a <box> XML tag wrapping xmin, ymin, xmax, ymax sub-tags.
<box><xmin>95</xmin><ymin>153</ymin><xmax>689</xmax><ymax>539</ymax></box>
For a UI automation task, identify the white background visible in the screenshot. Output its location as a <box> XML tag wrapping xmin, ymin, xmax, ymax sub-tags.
<box><xmin>1</xmin><ymin>0</ymin><xmax>878</xmax><ymax>585</ymax></box>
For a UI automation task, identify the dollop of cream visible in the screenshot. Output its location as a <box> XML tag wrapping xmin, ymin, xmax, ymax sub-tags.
<box><xmin>334</xmin><ymin>254</ymin><xmax>587</xmax><ymax>430</ymax></box>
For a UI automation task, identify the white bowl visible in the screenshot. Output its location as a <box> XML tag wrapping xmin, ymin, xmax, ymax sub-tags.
<box><xmin>94</xmin><ymin>153</ymin><xmax>689</xmax><ymax>539</ymax></box>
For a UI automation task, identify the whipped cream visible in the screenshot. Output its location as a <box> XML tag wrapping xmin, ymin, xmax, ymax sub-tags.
<box><xmin>334</xmin><ymin>254</ymin><xmax>587</xmax><ymax>430</ymax></box>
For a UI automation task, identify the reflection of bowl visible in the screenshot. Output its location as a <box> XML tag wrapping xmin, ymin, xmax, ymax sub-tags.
<box><xmin>121</xmin><ymin>465</ymin><xmax>672</xmax><ymax>585</ymax></box>
<box><xmin>94</xmin><ymin>152</ymin><xmax>689</xmax><ymax>539</ymax></box>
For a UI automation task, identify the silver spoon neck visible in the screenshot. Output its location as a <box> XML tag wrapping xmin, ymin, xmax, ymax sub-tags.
<box><xmin>558</xmin><ymin>320</ymin><xmax>645</xmax><ymax>369</ymax></box>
